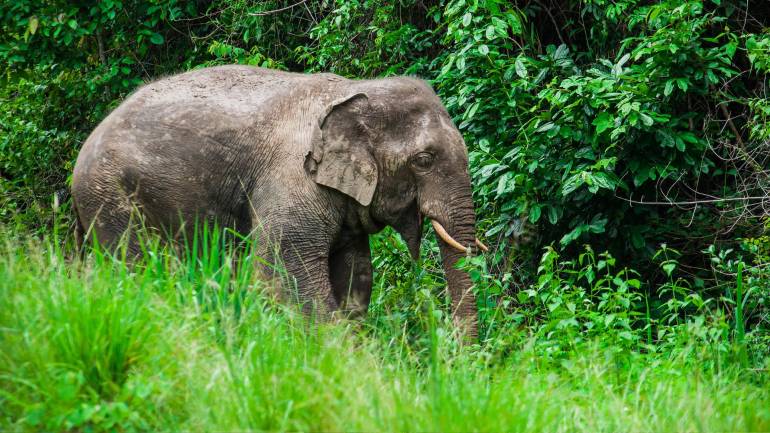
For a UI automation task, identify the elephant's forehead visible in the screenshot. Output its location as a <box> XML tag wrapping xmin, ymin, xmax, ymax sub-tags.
<box><xmin>377</xmin><ymin>109</ymin><xmax>466</xmax><ymax>163</ymax></box>
<box><xmin>414</xmin><ymin>113</ymin><xmax>440</xmax><ymax>144</ymax></box>
<box><xmin>418</xmin><ymin>112</ymin><xmax>468</xmax><ymax>157</ymax></box>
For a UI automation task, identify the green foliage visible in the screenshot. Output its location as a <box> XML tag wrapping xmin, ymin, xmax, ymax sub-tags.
<box><xmin>299</xmin><ymin>0</ymin><xmax>439</xmax><ymax>77</ymax></box>
<box><xmin>438</xmin><ymin>0</ymin><xmax>764</xmax><ymax>263</ymax></box>
<box><xmin>0</xmin><ymin>70</ymin><xmax>82</xmax><ymax>227</ymax></box>
<box><xmin>2</xmin><ymin>229</ymin><xmax>770</xmax><ymax>431</ymax></box>
<box><xmin>521</xmin><ymin>246</ymin><xmax>644</xmax><ymax>349</ymax></box>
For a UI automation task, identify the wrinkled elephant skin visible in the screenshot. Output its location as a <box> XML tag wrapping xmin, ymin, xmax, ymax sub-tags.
<box><xmin>72</xmin><ymin>66</ymin><xmax>482</xmax><ymax>337</ymax></box>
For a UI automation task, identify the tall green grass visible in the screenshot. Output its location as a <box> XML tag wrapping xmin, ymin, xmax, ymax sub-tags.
<box><xmin>1</xmin><ymin>229</ymin><xmax>769</xmax><ymax>432</ymax></box>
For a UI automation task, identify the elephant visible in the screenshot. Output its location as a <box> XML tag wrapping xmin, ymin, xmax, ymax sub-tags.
<box><xmin>71</xmin><ymin>65</ymin><xmax>487</xmax><ymax>337</ymax></box>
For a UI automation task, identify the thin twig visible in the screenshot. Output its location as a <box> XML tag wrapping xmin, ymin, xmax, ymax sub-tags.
<box><xmin>616</xmin><ymin>195</ymin><xmax>768</xmax><ymax>206</ymax></box>
<box><xmin>719</xmin><ymin>101</ymin><xmax>746</xmax><ymax>148</ymax></box>
<box><xmin>248</xmin><ymin>0</ymin><xmax>309</xmax><ymax>16</ymax></box>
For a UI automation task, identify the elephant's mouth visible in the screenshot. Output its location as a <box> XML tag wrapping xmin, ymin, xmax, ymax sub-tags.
<box><xmin>356</xmin><ymin>205</ymin><xmax>387</xmax><ymax>234</ymax></box>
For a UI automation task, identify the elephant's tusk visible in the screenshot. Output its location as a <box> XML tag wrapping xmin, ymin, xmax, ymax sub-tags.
<box><xmin>431</xmin><ymin>219</ymin><xmax>470</xmax><ymax>254</ymax></box>
<box><xmin>475</xmin><ymin>238</ymin><xmax>489</xmax><ymax>252</ymax></box>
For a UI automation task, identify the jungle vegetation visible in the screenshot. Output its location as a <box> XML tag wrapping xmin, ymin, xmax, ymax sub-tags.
<box><xmin>1</xmin><ymin>0</ymin><xmax>769</xmax><ymax>431</ymax></box>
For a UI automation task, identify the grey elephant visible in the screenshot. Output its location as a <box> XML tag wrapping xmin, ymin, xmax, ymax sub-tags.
<box><xmin>72</xmin><ymin>66</ymin><xmax>487</xmax><ymax>337</ymax></box>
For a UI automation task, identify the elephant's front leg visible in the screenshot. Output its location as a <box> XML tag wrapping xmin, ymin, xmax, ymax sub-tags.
<box><xmin>262</xmin><ymin>223</ymin><xmax>341</xmax><ymax>320</ymax></box>
<box><xmin>329</xmin><ymin>234</ymin><xmax>373</xmax><ymax>317</ymax></box>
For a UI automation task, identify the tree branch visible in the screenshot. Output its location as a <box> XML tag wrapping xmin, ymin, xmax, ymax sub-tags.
<box><xmin>96</xmin><ymin>30</ymin><xmax>106</xmax><ymax>65</ymax></box>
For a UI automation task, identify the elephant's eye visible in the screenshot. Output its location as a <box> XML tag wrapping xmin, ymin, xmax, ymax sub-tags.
<box><xmin>412</xmin><ymin>152</ymin><xmax>435</xmax><ymax>171</ymax></box>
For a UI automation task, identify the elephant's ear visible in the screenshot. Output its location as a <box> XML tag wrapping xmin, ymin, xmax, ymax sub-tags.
<box><xmin>305</xmin><ymin>93</ymin><xmax>378</xmax><ymax>207</ymax></box>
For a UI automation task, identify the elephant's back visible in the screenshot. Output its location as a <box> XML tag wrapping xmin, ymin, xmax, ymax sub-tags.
<box><xmin>128</xmin><ymin>65</ymin><xmax>345</xmax><ymax>118</ymax></box>
<box><xmin>73</xmin><ymin>66</ymin><xmax>340</xmax><ymax>236</ymax></box>
<box><xmin>101</xmin><ymin>65</ymin><xmax>347</xmax><ymax>157</ymax></box>
<box><xmin>76</xmin><ymin>65</ymin><xmax>342</xmax><ymax>180</ymax></box>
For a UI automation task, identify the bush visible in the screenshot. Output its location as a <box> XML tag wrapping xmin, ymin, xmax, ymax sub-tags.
<box><xmin>2</xmin><ymin>228</ymin><xmax>770</xmax><ymax>431</ymax></box>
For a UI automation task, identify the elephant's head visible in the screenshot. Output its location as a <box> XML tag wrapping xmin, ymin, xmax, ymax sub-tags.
<box><xmin>305</xmin><ymin>77</ymin><xmax>486</xmax><ymax>338</ymax></box>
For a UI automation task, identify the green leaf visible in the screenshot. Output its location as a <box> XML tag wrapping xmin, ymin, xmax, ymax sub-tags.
<box><xmin>67</xmin><ymin>19</ymin><xmax>78</xmax><ymax>30</ymax></box>
<box><xmin>554</xmin><ymin>44</ymin><xmax>569</xmax><ymax>60</ymax></box>
<box><xmin>588</xmin><ymin>216</ymin><xmax>607</xmax><ymax>233</ymax></box>
<box><xmin>592</xmin><ymin>172</ymin><xmax>617</xmax><ymax>190</ymax></box>
<box><xmin>560</xmin><ymin>225</ymin><xmax>587</xmax><ymax>246</ymax></box>
<box><xmin>514</xmin><ymin>58</ymin><xmax>527</xmax><ymax>78</ymax></box>
<box><xmin>617</xmin><ymin>53</ymin><xmax>630</xmax><ymax>67</ymax></box>
<box><xmin>547</xmin><ymin>206</ymin><xmax>559</xmax><ymax>224</ymax></box>
<box><xmin>562</xmin><ymin>173</ymin><xmax>584</xmax><ymax>196</ymax></box>
<box><xmin>485</xmin><ymin>25</ymin><xmax>496</xmax><ymax>40</ymax></box>
<box><xmin>662</xmin><ymin>262</ymin><xmax>676</xmax><ymax>276</ymax></box>
<box><xmin>593</xmin><ymin>112</ymin><xmax>613</xmax><ymax>134</ymax></box>
<box><xmin>664</xmin><ymin>80</ymin><xmax>675</xmax><ymax>96</ymax></box>
<box><xmin>440</xmin><ymin>55</ymin><xmax>456</xmax><ymax>76</ymax></box>
<box><xmin>457</xmin><ymin>56</ymin><xmax>466</xmax><ymax>70</ymax></box>
<box><xmin>503</xmin><ymin>65</ymin><xmax>515</xmax><ymax>81</ymax></box>
<box><xmin>529</xmin><ymin>205</ymin><xmax>541</xmax><ymax>223</ymax></box>
<box><xmin>680</xmin><ymin>131</ymin><xmax>699</xmax><ymax>144</ymax></box>
<box><xmin>535</xmin><ymin>122</ymin><xmax>555</xmax><ymax>133</ymax></box>
<box><xmin>675</xmin><ymin>137</ymin><xmax>686</xmax><ymax>152</ymax></box>
<box><xmin>496</xmin><ymin>172</ymin><xmax>514</xmax><ymax>197</ymax></box>
<box><xmin>150</xmin><ymin>33</ymin><xmax>165</xmax><ymax>45</ymax></box>
<box><xmin>28</xmin><ymin>16</ymin><xmax>39</xmax><ymax>35</ymax></box>
<box><xmin>478</xmin><ymin>45</ymin><xmax>489</xmax><ymax>55</ymax></box>
<box><xmin>633</xmin><ymin>167</ymin><xmax>650</xmax><ymax>187</ymax></box>
<box><xmin>506</xmin><ymin>12</ymin><xmax>522</xmax><ymax>35</ymax></box>
<box><xmin>478</xmin><ymin>138</ymin><xmax>490</xmax><ymax>152</ymax></box>
<box><xmin>462</xmin><ymin>13</ymin><xmax>472</xmax><ymax>27</ymax></box>
<box><xmin>465</xmin><ymin>101</ymin><xmax>480</xmax><ymax>119</ymax></box>
<box><xmin>725</xmin><ymin>41</ymin><xmax>737</xmax><ymax>58</ymax></box>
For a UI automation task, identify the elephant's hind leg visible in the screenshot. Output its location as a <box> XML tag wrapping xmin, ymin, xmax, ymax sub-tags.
<box><xmin>77</xmin><ymin>191</ymin><xmax>145</xmax><ymax>258</ymax></box>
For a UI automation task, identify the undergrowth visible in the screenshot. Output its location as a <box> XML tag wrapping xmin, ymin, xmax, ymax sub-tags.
<box><xmin>0</xmin><ymin>227</ymin><xmax>768</xmax><ymax>432</ymax></box>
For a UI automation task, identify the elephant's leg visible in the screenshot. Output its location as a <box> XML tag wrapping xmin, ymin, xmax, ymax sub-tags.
<box><xmin>329</xmin><ymin>235</ymin><xmax>373</xmax><ymax>317</ymax></box>
<box><xmin>258</xmin><ymin>222</ymin><xmax>340</xmax><ymax>320</ymax></box>
<box><xmin>80</xmin><ymin>193</ymin><xmax>143</xmax><ymax>257</ymax></box>
<box><xmin>283</xmin><ymin>250</ymin><xmax>340</xmax><ymax>319</ymax></box>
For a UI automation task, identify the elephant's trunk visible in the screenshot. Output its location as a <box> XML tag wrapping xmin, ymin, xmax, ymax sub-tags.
<box><xmin>430</xmin><ymin>186</ymin><xmax>479</xmax><ymax>339</ymax></box>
